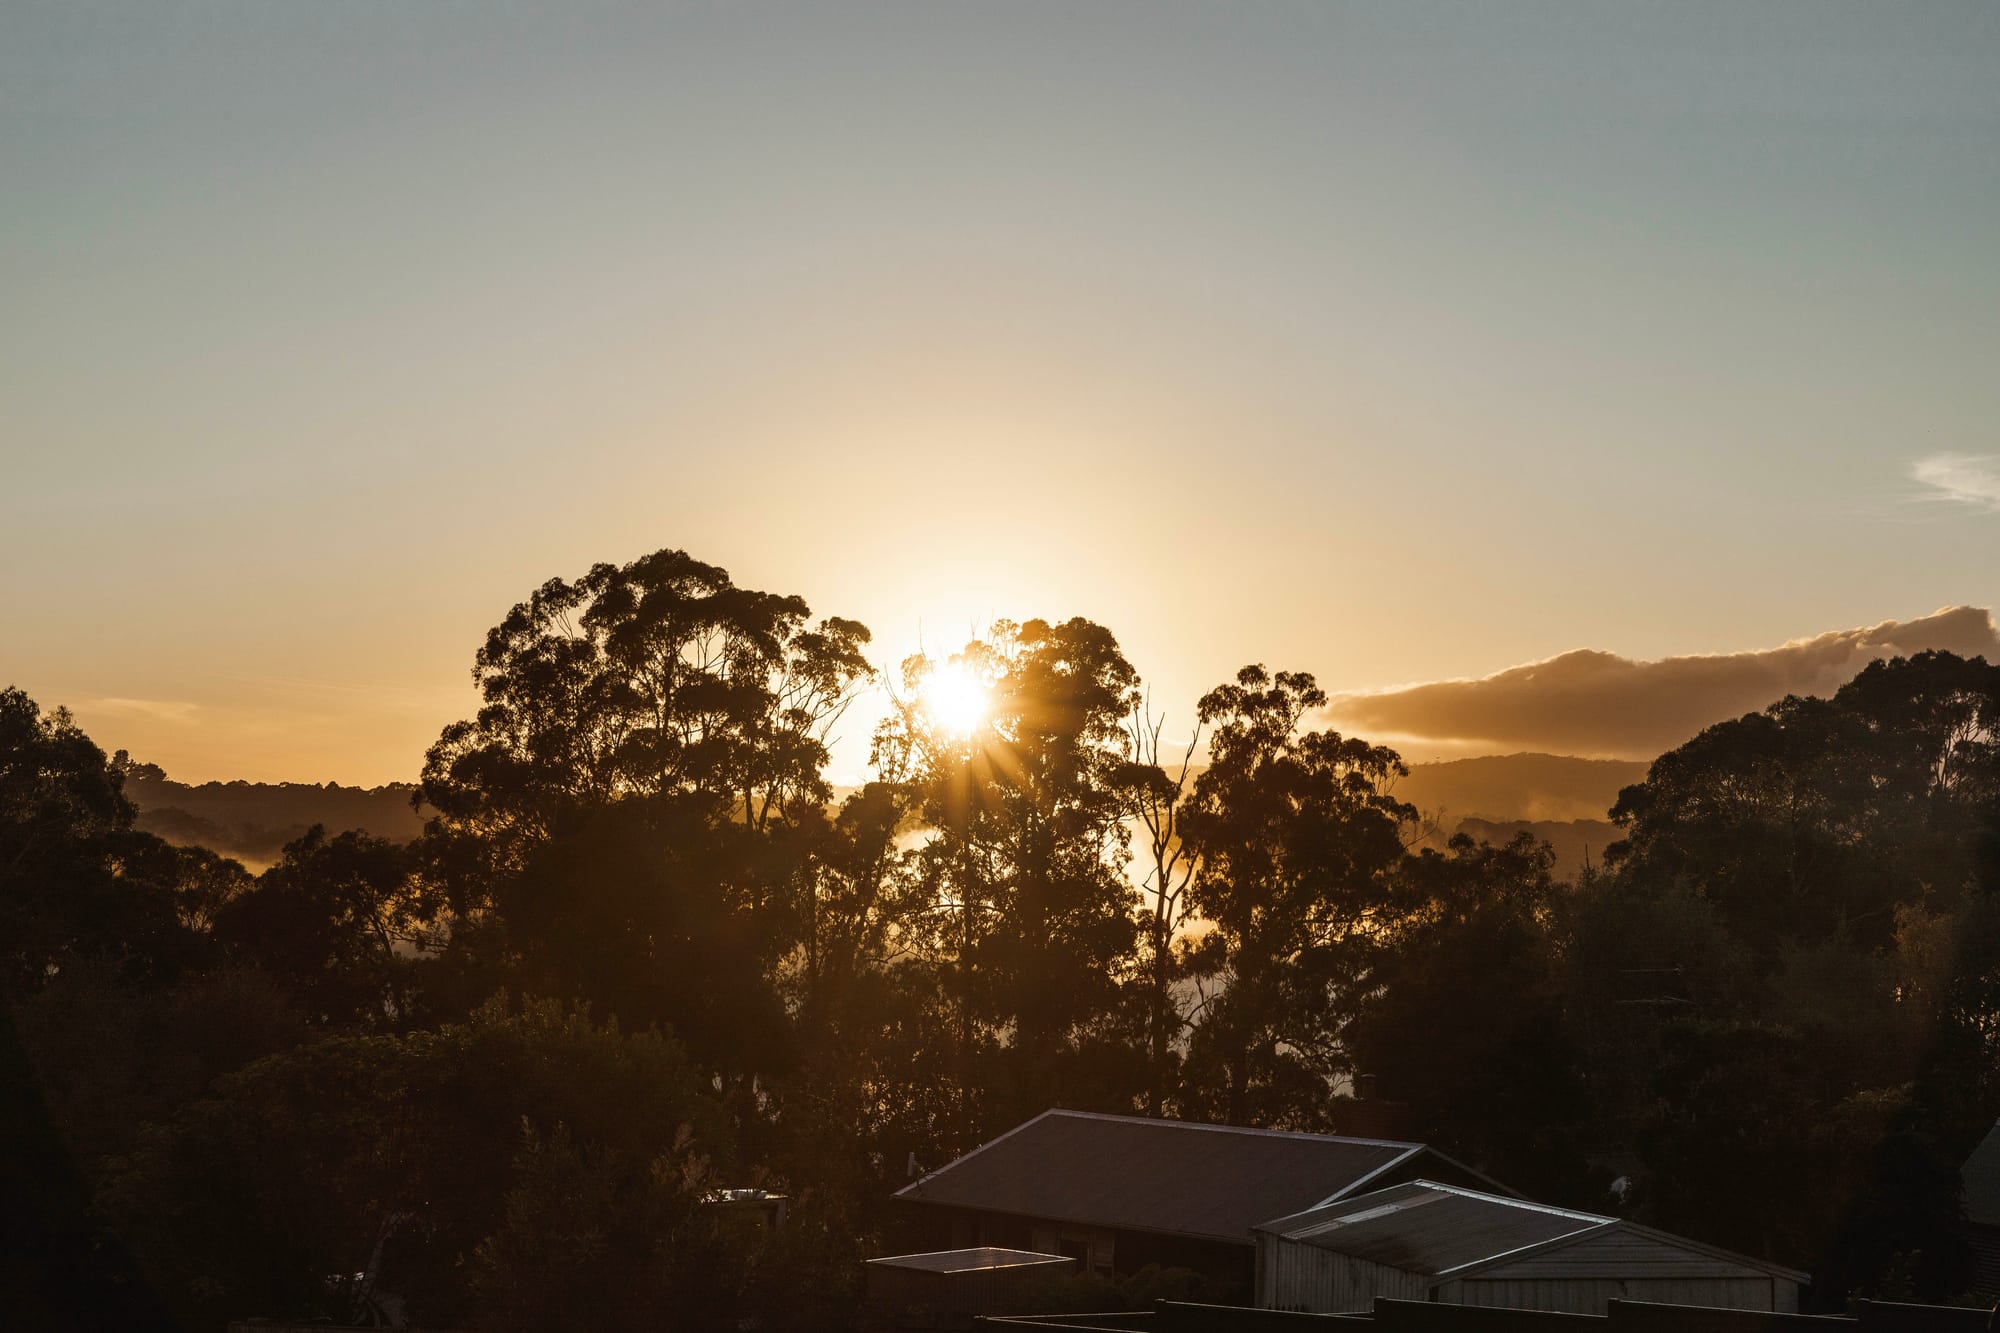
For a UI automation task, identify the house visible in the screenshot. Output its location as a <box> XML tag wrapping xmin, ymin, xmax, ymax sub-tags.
<box><xmin>1254</xmin><ymin>1180</ymin><xmax>1808</xmax><ymax>1316</ymax></box>
<box><xmin>893</xmin><ymin>1109</ymin><xmax>1519</xmax><ymax>1297</ymax></box>
<box><xmin>1959</xmin><ymin>1120</ymin><xmax>2000</xmax><ymax>1298</ymax></box>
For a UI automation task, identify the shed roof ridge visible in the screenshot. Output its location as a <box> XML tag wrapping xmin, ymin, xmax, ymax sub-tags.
<box><xmin>1260</xmin><ymin>1177</ymin><xmax>1603</xmax><ymax>1235</ymax></box>
<box><xmin>1434</xmin><ymin>1218</ymin><xmax>1812</xmax><ymax>1285</ymax></box>
<box><xmin>893</xmin><ymin>1106</ymin><xmax>1066</xmax><ymax>1199</ymax></box>
<box><xmin>1397</xmin><ymin>1179</ymin><xmax>1613</xmax><ymax>1223</ymax></box>
<box><xmin>1036</xmin><ymin>1107</ymin><xmax>1423</xmax><ymax>1150</ymax></box>
<box><xmin>1429</xmin><ymin>1219</ymin><xmax>1617</xmax><ymax>1277</ymax></box>
<box><xmin>1307</xmin><ymin>1145</ymin><xmax>1427</xmax><ymax>1209</ymax></box>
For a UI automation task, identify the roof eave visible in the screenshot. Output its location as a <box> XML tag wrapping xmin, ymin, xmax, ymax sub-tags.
<box><xmin>1431</xmin><ymin>1219</ymin><xmax>1810</xmax><ymax>1285</ymax></box>
<box><xmin>890</xmin><ymin>1195</ymin><xmax>1255</xmax><ymax>1248</ymax></box>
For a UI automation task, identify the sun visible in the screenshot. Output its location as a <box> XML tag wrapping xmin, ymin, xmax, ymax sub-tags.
<box><xmin>921</xmin><ymin>660</ymin><xmax>992</xmax><ymax>737</ymax></box>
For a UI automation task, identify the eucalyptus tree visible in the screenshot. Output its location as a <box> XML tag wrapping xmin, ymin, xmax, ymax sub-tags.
<box><xmin>419</xmin><ymin>549</ymin><xmax>871</xmax><ymax>884</ymax></box>
<box><xmin>1585</xmin><ymin>650</ymin><xmax>2000</xmax><ymax>1300</ymax></box>
<box><xmin>1125</xmin><ymin>698</ymin><xmax>1203</xmax><ymax>1115</ymax></box>
<box><xmin>0</xmin><ymin>687</ymin><xmax>197</xmax><ymax>994</ymax></box>
<box><xmin>1177</xmin><ymin>666</ymin><xmax>1415</xmax><ymax>1130</ymax></box>
<box><xmin>213</xmin><ymin>826</ymin><xmax>420</xmax><ymax>1029</ymax></box>
<box><xmin>887</xmin><ymin>618</ymin><xmax>1147</xmax><ymax>1133</ymax></box>
<box><xmin>415</xmin><ymin>549</ymin><xmax>874</xmax><ymax>1064</ymax></box>
<box><xmin>1345</xmin><ymin>832</ymin><xmax>1593</xmax><ymax>1200</ymax></box>
<box><xmin>1608</xmin><ymin>650</ymin><xmax>2000</xmax><ymax>961</ymax></box>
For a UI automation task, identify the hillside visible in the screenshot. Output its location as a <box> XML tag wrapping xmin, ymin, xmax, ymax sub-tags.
<box><xmin>120</xmin><ymin>751</ymin><xmax>1647</xmax><ymax>875</ymax></box>
<box><xmin>1395</xmin><ymin>752</ymin><xmax>1648</xmax><ymax>824</ymax></box>
<box><xmin>1449</xmin><ymin>817</ymin><xmax>1624</xmax><ymax>879</ymax></box>
<box><xmin>123</xmin><ymin>767</ymin><xmax>425</xmax><ymax>869</ymax></box>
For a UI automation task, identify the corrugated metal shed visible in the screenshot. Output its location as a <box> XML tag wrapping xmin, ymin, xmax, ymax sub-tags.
<box><xmin>1255</xmin><ymin>1182</ymin><xmax>1808</xmax><ymax>1317</ymax></box>
<box><xmin>896</xmin><ymin>1109</ymin><xmax>1515</xmax><ymax>1247</ymax></box>
<box><xmin>1259</xmin><ymin>1182</ymin><xmax>1608</xmax><ymax>1275</ymax></box>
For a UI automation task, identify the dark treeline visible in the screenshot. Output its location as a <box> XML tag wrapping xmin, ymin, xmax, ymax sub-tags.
<box><xmin>7</xmin><ymin>547</ymin><xmax>2000</xmax><ymax>1329</ymax></box>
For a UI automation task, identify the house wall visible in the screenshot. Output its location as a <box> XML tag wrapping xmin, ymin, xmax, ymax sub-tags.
<box><xmin>1026</xmin><ymin>1220</ymin><xmax>1121</xmax><ymax>1274</ymax></box>
<box><xmin>1256</xmin><ymin>1235</ymin><xmax>1429</xmax><ymax>1313</ymax></box>
<box><xmin>1258</xmin><ymin>1224</ymin><xmax>1799</xmax><ymax>1317</ymax></box>
<box><xmin>1438</xmin><ymin>1277</ymin><xmax>1783</xmax><ymax>1315</ymax></box>
<box><xmin>1438</xmin><ymin>1225</ymin><xmax>1799</xmax><ymax>1315</ymax></box>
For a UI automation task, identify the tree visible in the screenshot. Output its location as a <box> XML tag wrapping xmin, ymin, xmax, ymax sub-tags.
<box><xmin>1177</xmin><ymin>667</ymin><xmax>1415</xmax><ymax>1129</ymax></box>
<box><xmin>1346</xmin><ymin>833</ymin><xmax>1598</xmax><ymax>1201</ymax></box>
<box><xmin>1581</xmin><ymin>651</ymin><xmax>2000</xmax><ymax>1298</ymax></box>
<box><xmin>157</xmin><ymin>843</ymin><xmax>254</xmax><ymax>936</ymax></box>
<box><xmin>469</xmin><ymin>1120</ymin><xmax>746</xmax><ymax>1333</ymax></box>
<box><xmin>417</xmin><ymin>548</ymin><xmax>872</xmax><ymax>914</ymax></box>
<box><xmin>497</xmin><ymin>797</ymin><xmax>795</xmax><ymax>1079</ymax></box>
<box><xmin>1607</xmin><ymin>652</ymin><xmax>2000</xmax><ymax>961</ymax></box>
<box><xmin>212</xmin><ymin>826</ymin><xmax>423</xmax><ymax>1029</ymax></box>
<box><xmin>885</xmin><ymin>619</ymin><xmax>1146</xmax><ymax>1135</ymax></box>
<box><xmin>1125</xmin><ymin>698</ymin><xmax>1202</xmax><ymax>1115</ymax></box>
<box><xmin>413</xmin><ymin>549</ymin><xmax>874</xmax><ymax>1072</ymax></box>
<box><xmin>0</xmin><ymin>687</ymin><xmax>193</xmax><ymax>994</ymax></box>
<box><xmin>0</xmin><ymin>990</ymin><xmax>175</xmax><ymax>1332</ymax></box>
<box><xmin>100</xmin><ymin>997</ymin><xmax>731</xmax><ymax>1331</ymax></box>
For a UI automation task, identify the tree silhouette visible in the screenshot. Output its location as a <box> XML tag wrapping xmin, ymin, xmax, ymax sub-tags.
<box><xmin>1178</xmin><ymin>666</ymin><xmax>1415</xmax><ymax>1129</ymax></box>
<box><xmin>213</xmin><ymin>825</ymin><xmax>421</xmax><ymax>1029</ymax></box>
<box><xmin>413</xmin><ymin>549</ymin><xmax>873</xmax><ymax>1078</ymax></box>
<box><xmin>0</xmin><ymin>687</ymin><xmax>193</xmax><ymax>994</ymax></box>
<box><xmin>885</xmin><ymin>619</ymin><xmax>1146</xmax><ymax>1135</ymax></box>
<box><xmin>1589</xmin><ymin>650</ymin><xmax>2000</xmax><ymax>1299</ymax></box>
<box><xmin>1347</xmin><ymin>832</ymin><xmax>1596</xmax><ymax>1200</ymax></box>
<box><xmin>1124</xmin><ymin>697</ymin><xmax>1202</xmax><ymax>1116</ymax></box>
<box><xmin>418</xmin><ymin>548</ymin><xmax>871</xmax><ymax>914</ymax></box>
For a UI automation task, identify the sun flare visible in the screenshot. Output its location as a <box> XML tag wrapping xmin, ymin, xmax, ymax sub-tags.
<box><xmin>921</xmin><ymin>661</ymin><xmax>992</xmax><ymax>737</ymax></box>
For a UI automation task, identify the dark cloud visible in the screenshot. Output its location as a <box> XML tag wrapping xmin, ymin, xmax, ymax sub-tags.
<box><xmin>1326</xmin><ymin>606</ymin><xmax>2000</xmax><ymax>759</ymax></box>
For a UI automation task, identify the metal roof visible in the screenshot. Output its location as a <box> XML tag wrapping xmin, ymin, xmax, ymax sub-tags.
<box><xmin>1963</xmin><ymin>1120</ymin><xmax>2000</xmax><ymax>1228</ymax></box>
<box><xmin>1499</xmin><ymin>1220</ymin><xmax>1812</xmax><ymax>1285</ymax></box>
<box><xmin>866</xmin><ymin>1247</ymin><xmax>1075</xmax><ymax>1274</ymax></box>
<box><xmin>1257</xmin><ymin>1181</ymin><xmax>1612</xmax><ymax>1276</ymax></box>
<box><xmin>894</xmin><ymin>1109</ymin><xmax>1499</xmax><ymax>1245</ymax></box>
<box><xmin>1259</xmin><ymin>1181</ymin><xmax>1810</xmax><ymax>1285</ymax></box>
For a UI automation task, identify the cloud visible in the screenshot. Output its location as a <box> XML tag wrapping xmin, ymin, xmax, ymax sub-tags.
<box><xmin>1913</xmin><ymin>454</ymin><xmax>2000</xmax><ymax>513</ymax></box>
<box><xmin>1325</xmin><ymin>606</ymin><xmax>2000</xmax><ymax>760</ymax></box>
<box><xmin>87</xmin><ymin>697</ymin><xmax>201</xmax><ymax>725</ymax></box>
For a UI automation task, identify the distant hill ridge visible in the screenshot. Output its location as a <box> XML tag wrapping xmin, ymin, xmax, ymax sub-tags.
<box><xmin>122</xmin><ymin>766</ymin><xmax>425</xmax><ymax>870</ymax></box>
<box><xmin>1447</xmin><ymin>817</ymin><xmax>1623</xmax><ymax>880</ymax></box>
<box><xmin>1395</xmin><ymin>752</ymin><xmax>1648</xmax><ymax>824</ymax></box>
<box><xmin>122</xmin><ymin>751</ymin><xmax>1645</xmax><ymax>877</ymax></box>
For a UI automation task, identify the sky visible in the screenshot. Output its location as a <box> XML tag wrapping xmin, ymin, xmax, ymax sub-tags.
<box><xmin>5</xmin><ymin>2</ymin><xmax>1999</xmax><ymax>785</ymax></box>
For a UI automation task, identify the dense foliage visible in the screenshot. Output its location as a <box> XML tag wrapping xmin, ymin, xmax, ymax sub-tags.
<box><xmin>8</xmin><ymin>555</ymin><xmax>2000</xmax><ymax>1329</ymax></box>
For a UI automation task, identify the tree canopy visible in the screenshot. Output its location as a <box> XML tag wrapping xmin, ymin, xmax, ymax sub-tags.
<box><xmin>12</xmin><ymin>554</ymin><xmax>2000</xmax><ymax>1322</ymax></box>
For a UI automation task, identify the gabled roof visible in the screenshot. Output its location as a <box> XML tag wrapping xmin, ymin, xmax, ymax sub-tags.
<box><xmin>893</xmin><ymin>1109</ymin><xmax>1513</xmax><ymax>1246</ymax></box>
<box><xmin>1454</xmin><ymin>1218</ymin><xmax>1810</xmax><ymax>1285</ymax></box>
<box><xmin>1256</xmin><ymin>1181</ymin><xmax>1611</xmax><ymax>1276</ymax></box>
<box><xmin>1962</xmin><ymin>1119</ymin><xmax>2000</xmax><ymax>1227</ymax></box>
<box><xmin>1257</xmin><ymin>1180</ymin><xmax>1809</xmax><ymax>1285</ymax></box>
